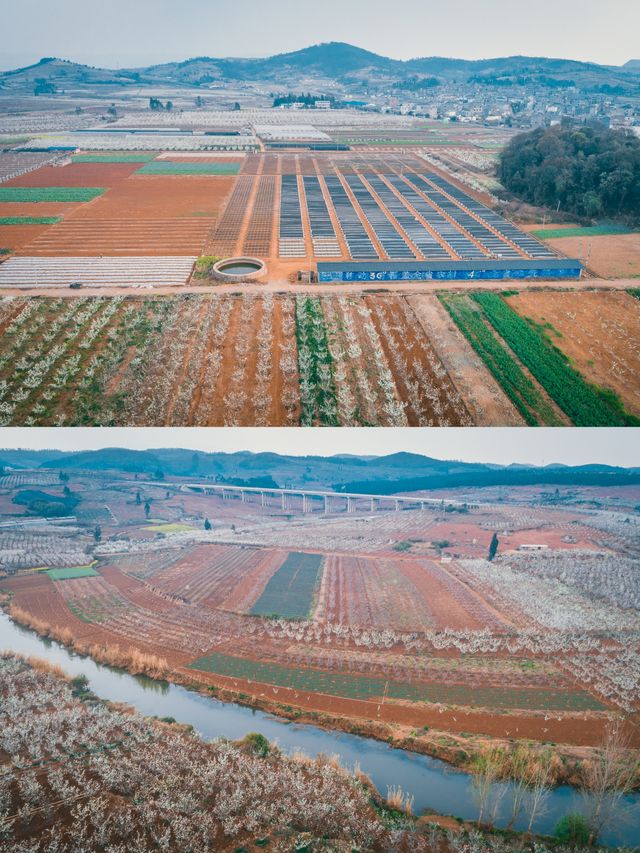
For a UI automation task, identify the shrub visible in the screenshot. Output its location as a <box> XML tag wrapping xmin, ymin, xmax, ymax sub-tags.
<box><xmin>241</xmin><ymin>732</ymin><xmax>271</xmax><ymax>758</ymax></box>
<box><xmin>554</xmin><ymin>812</ymin><xmax>590</xmax><ymax>846</ymax></box>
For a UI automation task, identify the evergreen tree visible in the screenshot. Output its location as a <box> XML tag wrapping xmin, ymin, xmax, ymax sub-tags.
<box><xmin>488</xmin><ymin>533</ymin><xmax>499</xmax><ymax>562</ymax></box>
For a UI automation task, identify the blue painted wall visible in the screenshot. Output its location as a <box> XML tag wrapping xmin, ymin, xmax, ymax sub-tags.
<box><xmin>317</xmin><ymin>267</ymin><xmax>582</xmax><ymax>282</ymax></box>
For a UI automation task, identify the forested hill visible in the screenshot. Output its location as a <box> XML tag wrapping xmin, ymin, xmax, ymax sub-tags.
<box><xmin>498</xmin><ymin>124</ymin><xmax>640</xmax><ymax>223</ymax></box>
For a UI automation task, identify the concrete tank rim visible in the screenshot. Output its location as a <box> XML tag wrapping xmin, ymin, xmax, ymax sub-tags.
<box><xmin>212</xmin><ymin>256</ymin><xmax>266</xmax><ymax>281</ymax></box>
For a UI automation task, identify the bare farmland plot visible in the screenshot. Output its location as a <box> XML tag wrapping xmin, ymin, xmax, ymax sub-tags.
<box><xmin>139</xmin><ymin>544</ymin><xmax>271</xmax><ymax>607</ymax></box>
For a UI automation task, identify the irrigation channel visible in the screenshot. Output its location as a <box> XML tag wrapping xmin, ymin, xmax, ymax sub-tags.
<box><xmin>1</xmin><ymin>611</ymin><xmax>638</xmax><ymax>847</ymax></box>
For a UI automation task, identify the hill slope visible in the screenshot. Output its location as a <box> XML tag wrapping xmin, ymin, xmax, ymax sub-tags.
<box><xmin>2</xmin><ymin>43</ymin><xmax>638</xmax><ymax>91</ymax></box>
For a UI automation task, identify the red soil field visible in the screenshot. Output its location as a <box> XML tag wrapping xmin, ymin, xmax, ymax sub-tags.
<box><xmin>0</xmin><ymin>223</ymin><xmax>53</xmax><ymax>251</ymax></box>
<box><xmin>134</xmin><ymin>544</ymin><xmax>267</xmax><ymax>607</ymax></box>
<box><xmin>10</xmin><ymin>174</ymin><xmax>237</xmax><ymax>255</ymax></box>
<box><xmin>68</xmin><ymin>175</ymin><xmax>236</xmax><ymax>220</ymax></box>
<box><xmin>319</xmin><ymin>554</ymin><xmax>438</xmax><ymax>631</ymax></box>
<box><xmin>5</xmin><ymin>162</ymin><xmax>141</xmax><ymax>187</ymax></box>
<box><xmin>396</xmin><ymin>559</ymin><xmax>509</xmax><ymax>631</ymax></box>
<box><xmin>546</xmin><ymin>232</ymin><xmax>640</xmax><ymax>279</ymax></box>
<box><xmin>0</xmin><ymin>202</ymin><xmax>84</xmax><ymax>217</ymax></box>
<box><xmin>21</xmin><ymin>218</ymin><xmax>213</xmax><ymax>256</ymax></box>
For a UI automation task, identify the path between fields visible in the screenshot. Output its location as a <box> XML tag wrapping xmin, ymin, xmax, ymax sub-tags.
<box><xmin>1</xmin><ymin>278</ymin><xmax>635</xmax><ymax>298</ymax></box>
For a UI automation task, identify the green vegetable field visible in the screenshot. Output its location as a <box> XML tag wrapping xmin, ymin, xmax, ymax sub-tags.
<box><xmin>474</xmin><ymin>292</ymin><xmax>639</xmax><ymax>426</ymax></box>
<box><xmin>46</xmin><ymin>566</ymin><xmax>99</xmax><ymax>581</ymax></box>
<box><xmin>0</xmin><ymin>216</ymin><xmax>61</xmax><ymax>225</ymax></box>
<box><xmin>0</xmin><ymin>188</ymin><xmax>105</xmax><ymax>203</ymax></box>
<box><xmin>137</xmin><ymin>161</ymin><xmax>241</xmax><ymax>175</ymax></box>
<box><xmin>438</xmin><ymin>294</ymin><xmax>561</xmax><ymax>426</ymax></box>
<box><xmin>188</xmin><ymin>652</ymin><xmax>605</xmax><ymax>711</ymax></box>
<box><xmin>250</xmin><ymin>552</ymin><xmax>323</xmax><ymax>619</ymax></box>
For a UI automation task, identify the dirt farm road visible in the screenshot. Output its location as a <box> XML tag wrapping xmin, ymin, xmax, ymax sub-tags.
<box><xmin>0</xmin><ymin>277</ymin><xmax>637</xmax><ymax>299</ymax></box>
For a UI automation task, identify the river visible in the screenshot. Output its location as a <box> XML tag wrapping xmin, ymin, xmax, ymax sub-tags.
<box><xmin>1</xmin><ymin>612</ymin><xmax>637</xmax><ymax>846</ymax></box>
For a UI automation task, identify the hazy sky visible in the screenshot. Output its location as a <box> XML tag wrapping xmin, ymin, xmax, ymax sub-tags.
<box><xmin>0</xmin><ymin>0</ymin><xmax>636</xmax><ymax>71</ymax></box>
<box><xmin>0</xmin><ymin>429</ymin><xmax>638</xmax><ymax>468</ymax></box>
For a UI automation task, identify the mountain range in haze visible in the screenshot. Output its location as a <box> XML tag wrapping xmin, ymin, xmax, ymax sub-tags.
<box><xmin>1</xmin><ymin>42</ymin><xmax>639</xmax><ymax>92</ymax></box>
<box><xmin>0</xmin><ymin>448</ymin><xmax>638</xmax><ymax>494</ymax></box>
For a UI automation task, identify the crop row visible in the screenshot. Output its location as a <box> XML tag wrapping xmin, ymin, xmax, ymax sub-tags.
<box><xmin>474</xmin><ymin>292</ymin><xmax>638</xmax><ymax>426</ymax></box>
<box><xmin>0</xmin><ymin>216</ymin><xmax>61</xmax><ymax>224</ymax></box>
<box><xmin>295</xmin><ymin>296</ymin><xmax>340</xmax><ymax>426</ymax></box>
<box><xmin>137</xmin><ymin>161</ymin><xmax>240</xmax><ymax>175</ymax></box>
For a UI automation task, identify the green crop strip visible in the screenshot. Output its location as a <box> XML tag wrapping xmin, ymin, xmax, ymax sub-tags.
<box><xmin>136</xmin><ymin>162</ymin><xmax>241</xmax><ymax>175</ymax></box>
<box><xmin>188</xmin><ymin>651</ymin><xmax>605</xmax><ymax>711</ymax></box>
<box><xmin>438</xmin><ymin>294</ymin><xmax>561</xmax><ymax>426</ymax></box>
<box><xmin>295</xmin><ymin>296</ymin><xmax>339</xmax><ymax>426</ymax></box>
<box><xmin>250</xmin><ymin>552</ymin><xmax>323</xmax><ymax>620</ymax></box>
<box><xmin>0</xmin><ymin>216</ymin><xmax>61</xmax><ymax>225</ymax></box>
<box><xmin>46</xmin><ymin>566</ymin><xmax>99</xmax><ymax>580</ymax></box>
<box><xmin>475</xmin><ymin>292</ymin><xmax>639</xmax><ymax>426</ymax></box>
<box><xmin>0</xmin><ymin>187</ymin><xmax>105</xmax><ymax>203</ymax></box>
<box><xmin>531</xmin><ymin>224</ymin><xmax>633</xmax><ymax>239</ymax></box>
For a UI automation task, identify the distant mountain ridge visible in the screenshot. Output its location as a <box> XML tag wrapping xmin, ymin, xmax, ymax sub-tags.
<box><xmin>1</xmin><ymin>43</ymin><xmax>638</xmax><ymax>91</ymax></box>
<box><xmin>0</xmin><ymin>448</ymin><xmax>637</xmax><ymax>494</ymax></box>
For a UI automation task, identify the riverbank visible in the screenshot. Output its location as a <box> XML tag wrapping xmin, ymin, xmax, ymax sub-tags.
<box><xmin>1</xmin><ymin>608</ymin><xmax>638</xmax><ymax>847</ymax></box>
<box><xmin>0</xmin><ymin>599</ymin><xmax>624</xmax><ymax>790</ymax></box>
<box><xmin>2</xmin><ymin>650</ymin><xmax>638</xmax><ymax>853</ymax></box>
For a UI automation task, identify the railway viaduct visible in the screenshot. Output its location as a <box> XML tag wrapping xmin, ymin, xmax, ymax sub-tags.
<box><xmin>158</xmin><ymin>482</ymin><xmax>483</xmax><ymax>515</ymax></box>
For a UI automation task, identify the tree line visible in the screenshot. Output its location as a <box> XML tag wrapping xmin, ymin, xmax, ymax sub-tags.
<box><xmin>498</xmin><ymin>123</ymin><xmax>640</xmax><ymax>223</ymax></box>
